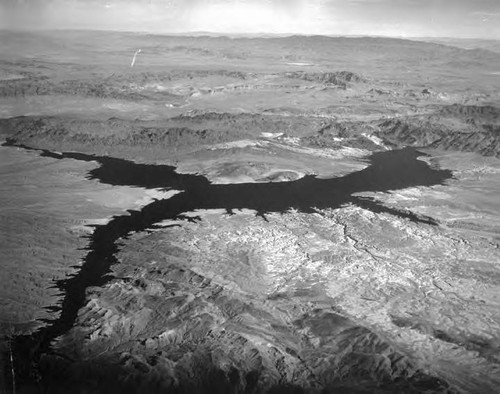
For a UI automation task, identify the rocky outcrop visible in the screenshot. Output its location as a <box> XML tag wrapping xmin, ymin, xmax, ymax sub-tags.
<box><xmin>0</xmin><ymin>116</ymin><xmax>246</xmax><ymax>152</ymax></box>
<box><xmin>43</xmin><ymin>260</ymin><xmax>451</xmax><ymax>394</ymax></box>
<box><xmin>438</xmin><ymin>104</ymin><xmax>500</xmax><ymax>118</ymax></box>
<box><xmin>0</xmin><ymin>70</ymin><xmax>251</xmax><ymax>101</ymax></box>
<box><xmin>0</xmin><ymin>76</ymin><xmax>185</xmax><ymax>102</ymax></box>
<box><xmin>0</xmin><ymin>114</ymin><xmax>327</xmax><ymax>156</ymax></box>
<box><xmin>376</xmin><ymin>105</ymin><xmax>500</xmax><ymax>157</ymax></box>
<box><xmin>284</xmin><ymin>71</ymin><xmax>366</xmax><ymax>89</ymax></box>
<box><xmin>302</xmin><ymin>121</ymin><xmax>382</xmax><ymax>151</ymax></box>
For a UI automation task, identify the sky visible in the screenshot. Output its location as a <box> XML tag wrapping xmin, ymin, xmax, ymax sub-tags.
<box><xmin>0</xmin><ymin>0</ymin><xmax>499</xmax><ymax>39</ymax></box>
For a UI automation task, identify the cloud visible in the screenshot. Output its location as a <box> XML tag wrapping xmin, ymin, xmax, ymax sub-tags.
<box><xmin>472</xmin><ymin>11</ymin><xmax>500</xmax><ymax>17</ymax></box>
<box><xmin>272</xmin><ymin>0</ymin><xmax>305</xmax><ymax>15</ymax></box>
<box><xmin>0</xmin><ymin>0</ymin><xmax>178</xmax><ymax>31</ymax></box>
<box><xmin>0</xmin><ymin>0</ymin><xmax>498</xmax><ymax>38</ymax></box>
<box><xmin>181</xmin><ymin>0</ymin><xmax>322</xmax><ymax>34</ymax></box>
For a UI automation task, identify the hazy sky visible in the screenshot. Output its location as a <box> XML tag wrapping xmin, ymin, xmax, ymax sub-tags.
<box><xmin>1</xmin><ymin>0</ymin><xmax>499</xmax><ymax>39</ymax></box>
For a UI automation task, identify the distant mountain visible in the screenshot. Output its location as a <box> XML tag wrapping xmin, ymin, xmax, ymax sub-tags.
<box><xmin>412</xmin><ymin>37</ymin><xmax>500</xmax><ymax>53</ymax></box>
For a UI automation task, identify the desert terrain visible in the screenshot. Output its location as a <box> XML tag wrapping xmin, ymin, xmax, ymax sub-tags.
<box><xmin>0</xmin><ymin>30</ymin><xmax>499</xmax><ymax>393</ymax></box>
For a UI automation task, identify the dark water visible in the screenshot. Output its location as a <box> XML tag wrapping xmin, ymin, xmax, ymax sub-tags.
<box><xmin>31</xmin><ymin>144</ymin><xmax>450</xmax><ymax>219</ymax></box>
<box><xmin>3</xmin><ymin>141</ymin><xmax>452</xmax><ymax>390</ymax></box>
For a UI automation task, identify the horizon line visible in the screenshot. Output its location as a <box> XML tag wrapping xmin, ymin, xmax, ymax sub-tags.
<box><xmin>0</xmin><ymin>28</ymin><xmax>498</xmax><ymax>42</ymax></box>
